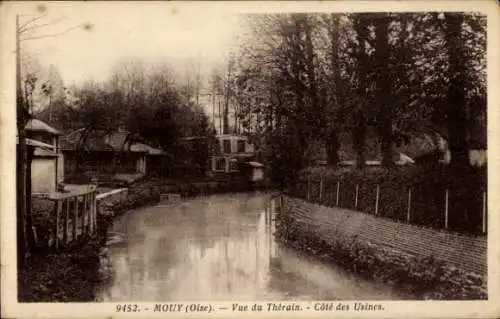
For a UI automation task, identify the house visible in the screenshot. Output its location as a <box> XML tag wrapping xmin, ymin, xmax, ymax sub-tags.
<box><xmin>210</xmin><ymin>134</ymin><xmax>256</xmax><ymax>173</ymax></box>
<box><xmin>24</xmin><ymin>119</ymin><xmax>64</xmax><ymax>194</ymax></box>
<box><xmin>60</xmin><ymin>129</ymin><xmax>166</xmax><ymax>181</ymax></box>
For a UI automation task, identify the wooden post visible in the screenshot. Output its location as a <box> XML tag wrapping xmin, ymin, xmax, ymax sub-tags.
<box><xmin>407</xmin><ymin>188</ymin><xmax>412</xmax><ymax>223</ymax></box>
<box><xmin>375</xmin><ymin>184</ymin><xmax>380</xmax><ymax>216</ymax></box>
<box><xmin>280</xmin><ymin>194</ymin><xmax>284</xmax><ymax>215</ymax></box>
<box><xmin>90</xmin><ymin>193</ymin><xmax>94</xmax><ymax>234</ymax></box>
<box><xmin>80</xmin><ymin>196</ymin><xmax>85</xmax><ymax>237</ymax></box>
<box><xmin>92</xmin><ymin>191</ymin><xmax>97</xmax><ymax>235</ymax></box>
<box><xmin>95</xmin><ymin>199</ymin><xmax>100</xmax><ymax>234</ymax></box>
<box><xmin>319</xmin><ymin>177</ymin><xmax>324</xmax><ymax>203</ymax></box>
<box><xmin>336</xmin><ymin>180</ymin><xmax>340</xmax><ymax>206</ymax></box>
<box><xmin>88</xmin><ymin>193</ymin><xmax>93</xmax><ymax>235</ymax></box>
<box><xmin>307</xmin><ymin>176</ymin><xmax>311</xmax><ymax>201</ymax></box>
<box><xmin>482</xmin><ymin>191</ymin><xmax>486</xmax><ymax>233</ymax></box>
<box><xmin>354</xmin><ymin>184</ymin><xmax>359</xmax><ymax>209</ymax></box>
<box><xmin>54</xmin><ymin>200</ymin><xmax>61</xmax><ymax>249</ymax></box>
<box><xmin>72</xmin><ymin>197</ymin><xmax>78</xmax><ymax>241</ymax></box>
<box><xmin>444</xmin><ymin>189</ymin><xmax>449</xmax><ymax>229</ymax></box>
<box><xmin>84</xmin><ymin>194</ymin><xmax>89</xmax><ymax>235</ymax></box>
<box><xmin>63</xmin><ymin>199</ymin><xmax>70</xmax><ymax>244</ymax></box>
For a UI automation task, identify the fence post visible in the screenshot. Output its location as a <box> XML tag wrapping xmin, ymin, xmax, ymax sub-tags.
<box><xmin>307</xmin><ymin>176</ymin><xmax>311</xmax><ymax>201</ymax></box>
<box><xmin>354</xmin><ymin>184</ymin><xmax>359</xmax><ymax>209</ymax></box>
<box><xmin>84</xmin><ymin>194</ymin><xmax>89</xmax><ymax>236</ymax></box>
<box><xmin>63</xmin><ymin>199</ymin><xmax>70</xmax><ymax>244</ymax></box>
<box><xmin>482</xmin><ymin>191</ymin><xmax>486</xmax><ymax>233</ymax></box>
<box><xmin>407</xmin><ymin>188</ymin><xmax>412</xmax><ymax>223</ymax></box>
<box><xmin>80</xmin><ymin>196</ymin><xmax>86</xmax><ymax>237</ymax></box>
<box><xmin>72</xmin><ymin>197</ymin><xmax>78</xmax><ymax>240</ymax></box>
<box><xmin>93</xmin><ymin>192</ymin><xmax>97</xmax><ymax>234</ymax></box>
<box><xmin>375</xmin><ymin>184</ymin><xmax>380</xmax><ymax>216</ymax></box>
<box><xmin>89</xmin><ymin>192</ymin><xmax>94</xmax><ymax>235</ymax></box>
<box><xmin>444</xmin><ymin>189</ymin><xmax>449</xmax><ymax>229</ymax></box>
<box><xmin>280</xmin><ymin>194</ymin><xmax>284</xmax><ymax>215</ymax></box>
<box><xmin>319</xmin><ymin>177</ymin><xmax>324</xmax><ymax>203</ymax></box>
<box><xmin>336</xmin><ymin>180</ymin><xmax>340</xmax><ymax>206</ymax></box>
<box><xmin>54</xmin><ymin>200</ymin><xmax>61</xmax><ymax>250</ymax></box>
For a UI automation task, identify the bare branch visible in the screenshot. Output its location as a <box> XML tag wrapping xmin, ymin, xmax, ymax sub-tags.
<box><xmin>19</xmin><ymin>17</ymin><xmax>67</xmax><ymax>34</ymax></box>
<box><xmin>20</xmin><ymin>25</ymin><xmax>81</xmax><ymax>41</ymax></box>
<box><xmin>18</xmin><ymin>14</ymin><xmax>49</xmax><ymax>33</ymax></box>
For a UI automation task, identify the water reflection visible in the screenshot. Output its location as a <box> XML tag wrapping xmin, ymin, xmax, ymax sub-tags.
<box><xmin>97</xmin><ymin>192</ymin><xmax>407</xmax><ymax>301</ymax></box>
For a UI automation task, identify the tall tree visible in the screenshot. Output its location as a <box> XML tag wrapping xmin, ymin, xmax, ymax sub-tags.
<box><xmin>372</xmin><ymin>13</ymin><xmax>393</xmax><ymax>168</ymax></box>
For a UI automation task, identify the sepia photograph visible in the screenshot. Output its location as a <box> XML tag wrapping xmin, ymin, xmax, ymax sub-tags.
<box><xmin>1</xmin><ymin>1</ymin><xmax>499</xmax><ymax>318</ymax></box>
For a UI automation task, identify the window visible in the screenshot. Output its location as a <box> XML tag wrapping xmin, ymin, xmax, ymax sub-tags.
<box><xmin>223</xmin><ymin>140</ymin><xmax>231</xmax><ymax>153</ymax></box>
<box><xmin>237</xmin><ymin>140</ymin><xmax>246</xmax><ymax>153</ymax></box>
<box><xmin>215</xmin><ymin>158</ymin><xmax>226</xmax><ymax>171</ymax></box>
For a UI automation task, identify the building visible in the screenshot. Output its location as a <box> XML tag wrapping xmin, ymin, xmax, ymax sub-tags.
<box><xmin>24</xmin><ymin>119</ymin><xmax>64</xmax><ymax>194</ymax></box>
<box><xmin>60</xmin><ymin>129</ymin><xmax>166</xmax><ymax>181</ymax></box>
<box><xmin>209</xmin><ymin>134</ymin><xmax>256</xmax><ymax>173</ymax></box>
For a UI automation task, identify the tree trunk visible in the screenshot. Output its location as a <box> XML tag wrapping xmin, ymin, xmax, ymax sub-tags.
<box><xmin>445</xmin><ymin>13</ymin><xmax>469</xmax><ymax>170</ymax></box>
<box><xmin>352</xmin><ymin>14</ymin><xmax>370</xmax><ymax>170</ymax></box>
<box><xmin>16</xmin><ymin>14</ymin><xmax>29</xmax><ymax>267</ymax></box>
<box><xmin>373</xmin><ymin>14</ymin><xmax>394</xmax><ymax>168</ymax></box>
<box><xmin>326</xmin><ymin>130</ymin><xmax>340</xmax><ymax>166</ymax></box>
<box><xmin>444</xmin><ymin>13</ymin><xmax>471</xmax><ymax>231</ymax></box>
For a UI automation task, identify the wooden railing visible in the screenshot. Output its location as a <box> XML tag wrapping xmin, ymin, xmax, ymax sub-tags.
<box><xmin>46</xmin><ymin>185</ymin><xmax>98</xmax><ymax>249</ymax></box>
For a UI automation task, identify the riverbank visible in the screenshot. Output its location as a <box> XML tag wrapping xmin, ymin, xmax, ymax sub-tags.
<box><xmin>18</xmin><ymin>181</ymin><xmax>160</xmax><ymax>302</ymax></box>
<box><xmin>18</xmin><ymin>177</ymin><xmax>269</xmax><ymax>302</ymax></box>
<box><xmin>275</xmin><ymin>195</ymin><xmax>487</xmax><ymax>300</ymax></box>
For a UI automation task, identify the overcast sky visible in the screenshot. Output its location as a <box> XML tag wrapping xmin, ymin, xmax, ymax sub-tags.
<box><xmin>19</xmin><ymin>2</ymin><xmax>243</xmax><ymax>87</ymax></box>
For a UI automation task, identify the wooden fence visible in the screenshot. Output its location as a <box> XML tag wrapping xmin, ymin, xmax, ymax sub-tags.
<box><xmin>290</xmin><ymin>175</ymin><xmax>487</xmax><ymax>235</ymax></box>
<box><xmin>45</xmin><ymin>186</ymin><xmax>98</xmax><ymax>249</ymax></box>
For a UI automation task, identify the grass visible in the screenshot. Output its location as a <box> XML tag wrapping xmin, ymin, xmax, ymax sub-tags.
<box><xmin>275</xmin><ymin>213</ymin><xmax>487</xmax><ymax>300</ymax></box>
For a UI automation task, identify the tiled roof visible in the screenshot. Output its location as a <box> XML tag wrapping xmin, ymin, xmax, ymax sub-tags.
<box><xmin>61</xmin><ymin>129</ymin><xmax>164</xmax><ymax>154</ymax></box>
<box><xmin>25</xmin><ymin>119</ymin><xmax>61</xmax><ymax>135</ymax></box>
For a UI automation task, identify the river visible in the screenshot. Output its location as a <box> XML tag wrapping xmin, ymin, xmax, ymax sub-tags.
<box><xmin>96</xmin><ymin>192</ymin><xmax>409</xmax><ymax>301</ymax></box>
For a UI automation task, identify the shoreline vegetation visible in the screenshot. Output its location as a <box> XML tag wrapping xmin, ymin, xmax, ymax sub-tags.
<box><xmin>275</xmin><ymin>213</ymin><xmax>487</xmax><ymax>300</ymax></box>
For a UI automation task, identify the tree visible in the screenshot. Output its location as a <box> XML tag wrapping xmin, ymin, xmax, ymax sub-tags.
<box><xmin>372</xmin><ymin>13</ymin><xmax>393</xmax><ymax>168</ymax></box>
<box><xmin>16</xmin><ymin>12</ymin><xmax>91</xmax><ymax>265</ymax></box>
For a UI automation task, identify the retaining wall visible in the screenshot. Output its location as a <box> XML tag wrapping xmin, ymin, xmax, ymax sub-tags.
<box><xmin>281</xmin><ymin>195</ymin><xmax>487</xmax><ymax>276</ymax></box>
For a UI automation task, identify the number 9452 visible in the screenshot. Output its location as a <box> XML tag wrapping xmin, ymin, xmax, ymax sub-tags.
<box><xmin>116</xmin><ymin>304</ymin><xmax>140</xmax><ymax>312</ymax></box>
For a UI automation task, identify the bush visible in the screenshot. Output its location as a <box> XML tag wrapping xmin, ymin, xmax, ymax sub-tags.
<box><xmin>291</xmin><ymin>165</ymin><xmax>486</xmax><ymax>234</ymax></box>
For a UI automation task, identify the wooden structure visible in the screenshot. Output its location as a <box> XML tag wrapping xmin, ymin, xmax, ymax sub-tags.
<box><xmin>43</xmin><ymin>185</ymin><xmax>98</xmax><ymax>249</ymax></box>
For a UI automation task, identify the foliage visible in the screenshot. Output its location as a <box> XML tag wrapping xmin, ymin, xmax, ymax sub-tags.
<box><xmin>229</xmin><ymin>12</ymin><xmax>485</xmax><ymax>175</ymax></box>
<box><xmin>291</xmin><ymin>165</ymin><xmax>486</xmax><ymax>234</ymax></box>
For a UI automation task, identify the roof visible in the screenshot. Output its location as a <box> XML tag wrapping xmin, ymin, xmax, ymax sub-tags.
<box><xmin>17</xmin><ymin>137</ymin><xmax>55</xmax><ymax>149</ymax></box>
<box><xmin>130</xmin><ymin>143</ymin><xmax>165</xmax><ymax>155</ymax></box>
<box><xmin>61</xmin><ymin>129</ymin><xmax>164</xmax><ymax>154</ymax></box>
<box><xmin>25</xmin><ymin>119</ymin><xmax>61</xmax><ymax>136</ymax></box>
<box><xmin>216</xmin><ymin>134</ymin><xmax>248</xmax><ymax>140</ymax></box>
<box><xmin>248</xmin><ymin>161</ymin><xmax>264</xmax><ymax>167</ymax></box>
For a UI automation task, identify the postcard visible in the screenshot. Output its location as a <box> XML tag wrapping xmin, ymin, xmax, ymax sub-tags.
<box><xmin>1</xmin><ymin>1</ymin><xmax>499</xmax><ymax>318</ymax></box>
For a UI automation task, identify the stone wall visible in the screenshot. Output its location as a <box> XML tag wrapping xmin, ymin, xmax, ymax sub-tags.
<box><xmin>281</xmin><ymin>196</ymin><xmax>487</xmax><ymax>276</ymax></box>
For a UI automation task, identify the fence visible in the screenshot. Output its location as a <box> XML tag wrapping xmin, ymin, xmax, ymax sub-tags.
<box><xmin>288</xmin><ymin>173</ymin><xmax>487</xmax><ymax>235</ymax></box>
<box><xmin>40</xmin><ymin>186</ymin><xmax>98</xmax><ymax>250</ymax></box>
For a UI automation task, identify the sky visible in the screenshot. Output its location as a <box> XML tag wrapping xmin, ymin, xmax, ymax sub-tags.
<box><xmin>18</xmin><ymin>2</ymin><xmax>243</xmax><ymax>87</ymax></box>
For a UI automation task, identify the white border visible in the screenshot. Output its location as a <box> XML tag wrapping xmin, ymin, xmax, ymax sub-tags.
<box><xmin>1</xmin><ymin>1</ymin><xmax>499</xmax><ymax>318</ymax></box>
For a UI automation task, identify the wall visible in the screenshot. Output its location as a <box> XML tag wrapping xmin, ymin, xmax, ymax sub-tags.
<box><xmin>32</xmin><ymin>158</ymin><xmax>56</xmax><ymax>194</ymax></box>
<box><xmin>281</xmin><ymin>196</ymin><xmax>487</xmax><ymax>276</ymax></box>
